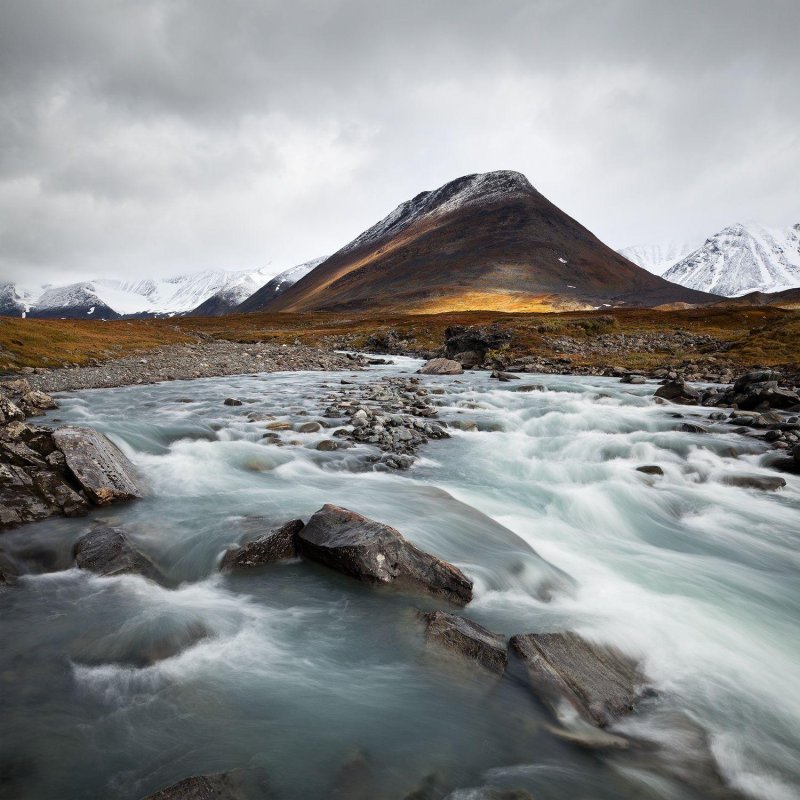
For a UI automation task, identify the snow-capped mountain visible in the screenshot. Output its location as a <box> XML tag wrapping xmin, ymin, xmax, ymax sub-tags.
<box><xmin>0</xmin><ymin>282</ymin><xmax>34</xmax><ymax>316</ymax></box>
<box><xmin>32</xmin><ymin>282</ymin><xmax>121</xmax><ymax>319</ymax></box>
<box><xmin>662</xmin><ymin>223</ymin><xmax>800</xmax><ymax>297</ymax></box>
<box><xmin>234</xmin><ymin>256</ymin><xmax>328</xmax><ymax>314</ymax></box>
<box><xmin>618</xmin><ymin>240</ymin><xmax>701</xmax><ymax>276</ymax></box>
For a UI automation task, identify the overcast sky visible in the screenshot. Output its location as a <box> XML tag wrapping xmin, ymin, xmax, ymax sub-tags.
<box><xmin>1</xmin><ymin>0</ymin><xmax>798</xmax><ymax>287</ymax></box>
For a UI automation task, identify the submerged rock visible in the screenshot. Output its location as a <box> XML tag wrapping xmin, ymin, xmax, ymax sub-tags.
<box><xmin>653</xmin><ymin>380</ymin><xmax>701</xmax><ymax>405</ymax></box>
<box><xmin>220</xmin><ymin>519</ymin><xmax>305</xmax><ymax>570</ymax></box>
<box><xmin>418</xmin><ymin>358</ymin><xmax>464</xmax><ymax>376</ymax></box>
<box><xmin>53</xmin><ymin>426</ymin><xmax>142</xmax><ymax>505</ymax></box>
<box><xmin>420</xmin><ymin>610</ymin><xmax>507</xmax><ymax>674</ymax></box>
<box><xmin>0</xmin><ymin>462</ymin><xmax>88</xmax><ymax>529</ymax></box>
<box><xmin>635</xmin><ymin>465</ymin><xmax>664</xmax><ymax>476</ymax></box>
<box><xmin>296</xmin><ymin>504</ymin><xmax>473</xmax><ymax>605</ymax></box>
<box><xmin>721</xmin><ymin>474</ymin><xmax>786</xmax><ymax>491</ymax></box>
<box><xmin>510</xmin><ymin>631</ymin><xmax>652</xmax><ymax>728</ymax></box>
<box><xmin>74</xmin><ymin>526</ymin><xmax>164</xmax><ymax>582</ymax></box>
<box><xmin>142</xmin><ymin>769</ymin><xmax>271</xmax><ymax>800</ymax></box>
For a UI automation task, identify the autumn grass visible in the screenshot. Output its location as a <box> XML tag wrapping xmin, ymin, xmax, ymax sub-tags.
<box><xmin>1</xmin><ymin>306</ymin><xmax>798</xmax><ymax>374</ymax></box>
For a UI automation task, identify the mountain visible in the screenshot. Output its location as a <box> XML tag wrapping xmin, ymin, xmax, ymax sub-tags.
<box><xmin>712</xmin><ymin>287</ymin><xmax>800</xmax><ymax>310</ymax></box>
<box><xmin>222</xmin><ymin>256</ymin><xmax>327</xmax><ymax>315</ymax></box>
<box><xmin>252</xmin><ymin>171</ymin><xmax>714</xmax><ymax>314</ymax></box>
<box><xmin>1</xmin><ymin>268</ymin><xmax>277</xmax><ymax>319</ymax></box>
<box><xmin>662</xmin><ymin>223</ymin><xmax>800</xmax><ymax>297</ymax></box>
<box><xmin>618</xmin><ymin>240</ymin><xmax>701</xmax><ymax>276</ymax></box>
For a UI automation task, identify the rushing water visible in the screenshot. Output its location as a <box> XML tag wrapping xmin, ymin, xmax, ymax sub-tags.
<box><xmin>1</xmin><ymin>357</ymin><xmax>798</xmax><ymax>800</ymax></box>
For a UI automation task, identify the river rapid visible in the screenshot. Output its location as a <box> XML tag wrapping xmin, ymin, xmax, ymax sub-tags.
<box><xmin>1</xmin><ymin>356</ymin><xmax>798</xmax><ymax>800</ymax></box>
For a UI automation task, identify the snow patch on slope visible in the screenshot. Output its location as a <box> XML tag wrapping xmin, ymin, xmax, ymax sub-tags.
<box><xmin>663</xmin><ymin>223</ymin><xmax>800</xmax><ymax>297</ymax></box>
<box><xmin>618</xmin><ymin>239</ymin><xmax>701</xmax><ymax>276</ymax></box>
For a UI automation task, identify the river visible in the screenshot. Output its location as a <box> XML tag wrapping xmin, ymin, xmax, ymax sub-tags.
<box><xmin>1</xmin><ymin>356</ymin><xmax>798</xmax><ymax>800</ymax></box>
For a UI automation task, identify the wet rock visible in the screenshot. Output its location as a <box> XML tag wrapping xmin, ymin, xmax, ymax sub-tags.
<box><xmin>721</xmin><ymin>474</ymin><xmax>786</xmax><ymax>491</ymax></box>
<box><xmin>220</xmin><ymin>519</ymin><xmax>305</xmax><ymax>570</ymax></box>
<box><xmin>420</xmin><ymin>610</ymin><xmax>507</xmax><ymax>674</ymax></box>
<box><xmin>297</xmin><ymin>421</ymin><xmax>322</xmax><ymax>433</ymax></box>
<box><xmin>330</xmin><ymin>750</ymin><xmax>374</xmax><ymax>800</ymax></box>
<box><xmin>223</xmin><ymin>397</ymin><xmax>243</xmax><ymax>406</ymax></box>
<box><xmin>74</xmin><ymin>526</ymin><xmax>164</xmax><ymax>582</ymax></box>
<box><xmin>512</xmin><ymin>384</ymin><xmax>545</xmax><ymax>392</ymax></box>
<box><xmin>490</xmin><ymin>371</ymin><xmax>520</xmax><ymax>382</ymax></box>
<box><xmin>0</xmin><ymin>462</ymin><xmax>88</xmax><ymax>529</ymax></box>
<box><xmin>316</xmin><ymin>439</ymin><xmax>337</xmax><ymax>451</ymax></box>
<box><xmin>53</xmin><ymin>426</ymin><xmax>142</xmax><ymax>505</ymax></box>
<box><xmin>653</xmin><ymin>380</ymin><xmax>701</xmax><ymax>405</ymax></box>
<box><xmin>419</xmin><ymin>358</ymin><xmax>464</xmax><ymax>376</ymax></box>
<box><xmin>0</xmin><ymin>394</ymin><xmax>25</xmax><ymax>424</ymax></box>
<box><xmin>142</xmin><ymin>769</ymin><xmax>271</xmax><ymax>800</ymax></box>
<box><xmin>620</xmin><ymin>374</ymin><xmax>646</xmax><ymax>384</ymax></box>
<box><xmin>265</xmin><ymin>421</ymin><xmax>292</xmax><ymax>430</ymax></box>
<box><xmin>636</xmin><ymin>465</ymin><xmax>664</xmax><ymax>476</ymax></box>
<box><xmin>448</xmin><ymin>419</ymin><xmax>478</xmax><ymax>432</ymax></box>
<box><xmin>510</xmin><ymin>631</ymin><xmax>652</xmax><ymax>728</ymax></box>
<box><xmin>296</xmin><ymin>504</ymin><xmax>473</xmax><ymax>605</ymax></box>
<box><xmin>677</xmin><ymin>422</ymin><xmax>707</xmax><ymax>434</ymax></box>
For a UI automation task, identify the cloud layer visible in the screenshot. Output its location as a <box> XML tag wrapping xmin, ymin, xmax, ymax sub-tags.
<box><xmin>1</xmin><ymin>0</ymin><xmax>798</xmax><ymax>285</ymax></box>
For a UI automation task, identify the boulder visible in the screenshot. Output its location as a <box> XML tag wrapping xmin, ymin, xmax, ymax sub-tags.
<box><xmin>220</xmin><ymin>519</ymin><xmax>304</xmax><ymax>570</ymax></box>
<box><xmin>74</xmin><ymin>526</ymin><xmax>164</xmax><ymax>582</ymax></box>
<box><xmin>297</xmin><ymin>421</ymin><xmax>322</xmax><ymax>433</ymax></box>
<box><xmin>296</xmin><ymin>504</ymin><xmax>473</xmax><ymax>605</ymax></box>
<box><xmin>636</xmin><ymin>465</ymin><xmax>664</xmax><ymax>476</ymax></box>
<box><xmin>653</xmin><ymin>380</ymin><xmax>701</xmax><ymax>405</ymax></box>
<box><xmin>0</xmin><ymin>394</ymin><xmax>25</xmax><ymax>424</ymax></box>
<box><xmin>0</xmin><ymin>463</ymin><xmax>88</xmax><ymax>529</ymax></box>
<box><xmin>620</xmin><ymin>375</ymin><xmax>646</xmax><ymax>384</ymax></box>
<box><xmin>677</xmin><ymin>422</ymin><xmax>707</xmax><ymax>434</ymax></box>
<box><xmin>490</xmin><ymin>371</ymin><xmax>520</xmax><ymax>382</ymax></box>
<box><xmin>20</xmin><ymin>390</ymin><xmax>58</xmax><ymax>413</ymax></box>
<box><xmin>142</xmin><ymin>769</ymin><xmax>270</xmax><ymax>800</ymax></box>
<box><xmin>443</xmin><ymin>324</ymin><xmax>511</xmax><ymax>363</ymax></box>
<box><xmin>223</xmin><ymin>397</ymin><xmax>243</xmax><ymax>406</ymax></box>
<box><xmin>418</xmin><ymin>358</ymin><xmax>463</xmax><ymax>376</ymax></box>
<box><xmin>419</xmin><ymin>610</ymin><xmax>507</xmax><ymax>674</ymax></box>
<box><xmin>510</xmin><ymin>631</ymin><xmax>652</xmax><ymax>728</ymax></box>
<box><xmin>721</xmin><ymin>474</ymin><xmax>786</xmax><ymax>492</ymax></box>
<box><xmin>53</xmin><ymin>426</ymin><xmax>142</xmax><ymax>505</ymax></box>
<box><xmin>732</xmin><ymin>370</ymin><xmax>781</xmax><ymax>393</ymax></box>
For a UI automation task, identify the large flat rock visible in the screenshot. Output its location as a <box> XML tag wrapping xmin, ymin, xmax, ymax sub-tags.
<box><xmin>420</xmin><ymin>610</ymin><xmax>507</xmax><ymax>674</ymax></box>
<box><xmin>510</xmin><ymin>631</ymin><xmax>652</xmax><ymax>728</ymax></box>
<box><xmin>53</xmin><ymin>426</ymin><xmax>142</xmax><ymax>505</ymax></box>
<box><xmin>296</xmin><ymin>504</ymin><xmax>473</xmax><ymax>605</ymax></box>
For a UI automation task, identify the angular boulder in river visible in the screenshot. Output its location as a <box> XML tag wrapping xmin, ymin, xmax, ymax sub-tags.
<box><xmin>296</xmin><ymin>504</ymin><xmax>473</xmax><ymax>605</ymax></box>
<box><xmin>419</xmin><ymin>610</ymin><xmax>507</xmax><ymax>674</ymax></box>
<box><xmin>220</xmin><ymin>519</ymin><xmax>305</xmax><ymax>570</ymax></box>
<box><xmin>53</xmin><ymin>426</ymin><xmax>142</xmax><ymax>505</ymax></box>
<box><xmin>510</xmin><ymin>631</ymin><xmax>652</xmax><ymax>728</ymax></box>
<box><xmin>620</xmin><ymin>374</ymin><xmax>646</xmax><ymax>384</ymax></box>
<box><xmin>721</xmin><ymin>474</ymin><xmax>786</xmax><ymax>491</ymax></box>
<box><xmin>490</xmin><ymin>371</ymin><xmax>520</xmax><ymax>382</ymax></box>
<box><xmin>418</xmin><ymin>358</ymin><xmax>464</xmax><ymax>375</ymax></box>
<box><xmin>653</xmin><ymin>380</ymin><xmax>701</xmax><ymax>405</ymax></box>
<box><xmin>74</xmin><ymin>526</ymin><xmax>164</xmax><ymax>582</ymax></box>
<box><xmin>636</xmin><ymin>465</ymin><xmax>664</xmax><ymax>476</ymax></box>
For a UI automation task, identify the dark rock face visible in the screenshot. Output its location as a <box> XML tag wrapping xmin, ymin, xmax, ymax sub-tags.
<box><xmin>418</xmin><ymin>358</ymin><xmax>463</xmax><ymax>375</ymax></box>
<box><xmin>142</xmin><ymin>769</ymin><xmax>270</xmax><ymax>800</ymax></box>
<box><xmin>510</xmin><ymin>632</ymin><xmax>652</xmax><ymax>728</ymax></box>
<box><xmin>296</xmin><ymin>505</ymin><xmax>473</xmax><ymax>605</ymax></box>
<box><xmin>444</xmin><ymin>324</ymin><xmax>512</xmax><ymax>365</ymax></box>
<box><xmin>52</xmin><ymin>426</ymin><xmax>143</xmax><ymax>505</ymax></box>
<box><xmin>721</xmin><ymin>474</ymin><xmax>786</xmax><ymax>491</ymax></box>
<box><xmin>74</xmin><ymin>526</ymin><xmax>163</xmax><ymax>582</ymax></box>
<box><xmin>654</xmin><ymin>380</ymin><xmax>702</xmax><ymax>405</ymax></box>
<box><xmin>420</xmin><ymin>610</ymin><xmax>507</xmax><ymax>674</ymax></box>
<box><xmin>220</xmin><ymin>519</ymin><xmax>305</xmax><ymax>570</ymax></box>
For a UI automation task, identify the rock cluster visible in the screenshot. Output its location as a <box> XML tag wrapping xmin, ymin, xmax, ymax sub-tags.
<box><xmin>0</xmin><ymin>378</ymin><xmax>143</xmax><ymax>530</ymax></box>
<box><xmin>321</xmin><ymin>377</ymin><xmax>450</xmax><ymax>470</ymax></box>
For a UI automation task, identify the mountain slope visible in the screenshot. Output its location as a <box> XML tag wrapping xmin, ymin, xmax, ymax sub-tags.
<box><xmin>618</xmin><ymin>240</ymin><xmax>701</xmax><ymax>276</ymax></box>
<box><xmin>256</xmin><ymin>171</ymin><xmax>715</xmax><ymax>314</ymax></box>
<box><xmin>29</xmin><ymin>283</ymin><xmax>121</xmax><ymax>319</ymax></box>
<box><xmin>662</xmin><ymin>223</ymin><xmax>800</xmax><ymax>297</ymax></box>
<box><xmin>229</xmin><ymin>257</ymin><xmax>327</xmax><ymax>315</ymax></box>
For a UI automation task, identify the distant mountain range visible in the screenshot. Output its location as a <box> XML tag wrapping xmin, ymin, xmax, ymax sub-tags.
<box><xmin>622</xmin><ymin>223</ymin><xmax>800</xmax><ymax>297</ymax></box>
<box><xmin>248</xmin><ymin>171</ymin><xmax>711</xmax><ymax>314</ymax></box>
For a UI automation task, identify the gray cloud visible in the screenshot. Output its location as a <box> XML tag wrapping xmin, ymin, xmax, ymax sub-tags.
<box><xmin>1</xmin><ymin>0</ymin><xmax>798</xmax><ymax>286</ymax></box>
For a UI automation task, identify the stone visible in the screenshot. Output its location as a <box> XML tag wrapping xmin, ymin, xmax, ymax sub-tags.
<box><xmin>490</xmin><ymin>371</ymin><xmax>520</xmax><ymax>382</ymax></box>
<box><xmin>418</xmin><ymin>358</ymin><xmax>464</xmax><ymax>376</ymax></box>
<box><xmin>636</xmin><ymin>465</ymin><xmax>664</xmax><ymax>476</ymax></box>
<box><xmin>653</xmin><ymin>380</ymin><xmax>701</xmax><ymax>405</ymax></box>
<box><xmin>316</xmin><ymin>440</ymin><xmax>337</xmax><ymax>451</ymax></box>
<box><xmin>620</xmin><ymin>374</ymin><xmax>646</xmax><ymax>384</ymax></box>
<box><xmin>443</xmin><ymin>324</ymin><xmax>511</xmax><ymax>363</ymax></box>
<box><xmin>52</xmin><ymin>426</ymin><xmax>142</xmax><ymax>505</ymax></box>
<box><xmin>297</xmin><ymin>421</ymin><xmax>322</xmax><ymax>433</ymax></box>
<box><xmin>74</xmin><ymin>526</ymin><xmax>164</xmax><ymax>582</ymax></box>
<box><xmin>510</xmin><ymin>631</ymin><xmax>652</xmax><ymax>728</ymax></box>
<box><xmin>512</xmin><ymin>384</ymin><xmax>545</xmax><ymax>392</ymax></box>
<box><xmin>265</xmin><ymin>421</ymin><xmax>292</xmax><ymax>430</ymax></box>
<box><xmin>0</xmin><ymin>394</ymin><xmax>25</xmax><ymax>424</ymax></box>
<box><xmin>296</xmin><ymin>504</ymin><xmax>473</xmax><ymax>605</ymax></box>
<box><xmin>0</xmin><ymin>462</ymin><xmax>88</xmax><ymax>529</ymax></box>
<box><xmin>142</xmin><ymin>769</ymin><xmax>271</xmax><ymax>800</ymax></box>
<box><xmin>677</xmin><ymin>422</ymin><xmax>707</xmax><ymax>434</ymax></box>
<box><xmin>223</xmin><ymin>397</ymin><xmax>242</xmax><ymax>406</ymax></box>
<box><xmin>420</xmin><ymin>610</ymin><xmax>507</xmax><ymax>674</ymax></box>
<box><xmin>732</xmin><ymin>370</ymin><xmax>781</xmax><ymax>393</ymax></box>
<box><xmin>21</xmin><ymin>390</ymin><xmax>57</xmax><ymax>411</ymax></box>
<box><xmin>220</xmin><ymin>520</ymin><xmax>304</xmax><ymax>570</ymax></box>
<box><xmin>721</xmin><ymin>474</ymin><xmax>786</xmax><ymax>491</ymax></box>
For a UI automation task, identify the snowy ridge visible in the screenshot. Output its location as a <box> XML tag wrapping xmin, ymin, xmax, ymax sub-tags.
<box><xmin>338</xmin><ymin>171</ymin><xmax>535</xmax><ymax>257</ymax></box>
<box><xmin>662</xmin><ymin>223</ymin><xmax>800</xmax><ymax>297</ymax></box>
<box><xmin>618</xmin><ymin>240</ymin><xmax>701</xmax><ymax>276</ymax></box>
<box><xmin>256</xmin><ymin>256</ymin><xmax>328</xmax><ymax>296</ymax></box>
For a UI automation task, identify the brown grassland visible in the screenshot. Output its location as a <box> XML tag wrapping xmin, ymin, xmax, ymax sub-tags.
<box><xmin>1</xmin><ymin>306</ymin><xmax>799</xmax><ymax>374</ymax></box>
